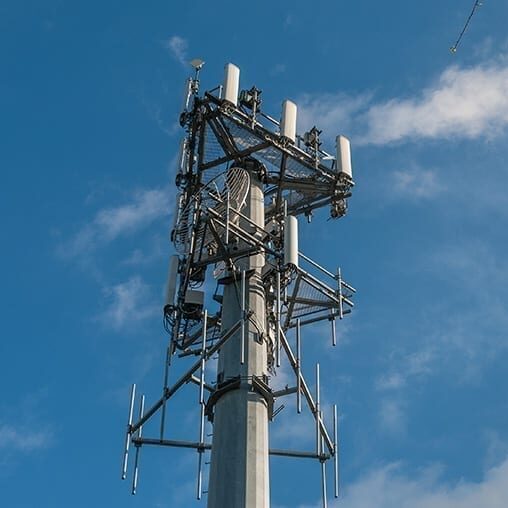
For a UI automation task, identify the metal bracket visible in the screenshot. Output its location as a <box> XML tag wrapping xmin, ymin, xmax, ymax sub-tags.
<box><xmin>251</xmin><ymin>375</ymin><xmax>275</xmax><ymax>421</ymax></box>
<box><xmin>205</xmin><ymin>376</ymin><xmax>241</xmax><ymax>422</ymax></box>
<box><xmin>204</xmin><ymin>374</ymin><xmax>275</xmax><ymax>422</ymax></box>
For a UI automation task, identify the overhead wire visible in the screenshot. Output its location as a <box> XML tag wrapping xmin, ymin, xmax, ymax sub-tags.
<box><xmin>450</xmin><ymin>1</ymin><xmax>483</xmax><ymax>53</ymax></box>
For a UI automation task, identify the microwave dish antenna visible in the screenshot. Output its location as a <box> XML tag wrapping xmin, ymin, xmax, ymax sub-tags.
<box><xmin>172</xmin><ymin>167</ymin><xmax>251</xmax><ymax>256</ymax></box>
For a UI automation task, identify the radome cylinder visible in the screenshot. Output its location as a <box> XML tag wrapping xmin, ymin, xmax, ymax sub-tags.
<box><xmin>223</xmin><ymin>63</ymin><xmax>240</xmax><ymax>106</ymax></box>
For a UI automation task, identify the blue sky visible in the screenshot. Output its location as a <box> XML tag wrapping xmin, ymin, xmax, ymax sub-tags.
<box><xmin>2</xmin><ymin>1</ymin><xmax>508</xmax><ymax>507</ymax></box>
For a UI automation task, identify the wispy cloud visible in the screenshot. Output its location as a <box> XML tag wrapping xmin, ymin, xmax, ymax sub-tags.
<box><xmin>375</xmin><ymin>372</ymin><xmax>406</xmax><ymax>391</ymax></box>
<box><xmin>0</xmin><ymin>391</ymin><xmax>54</xmax><ymax>476</ymax></box>
<box><xmin>59</xmin><ymin>187</ymin><xmax>168</xmax><ymax>260</ymax></box>
<box><xmin>432</xmin><ymin>240</ymin><xmax>508</xmax><ymax>291</ymax></box>
<box><xmin>362</xmin><ymin>63</ymin><xmax>508</xmax><ymax>145</ymax></box>
<box><xmin>374</xmin><ymin>237</ymin><xmax>508</xmax><ymax>397</ymax></box>
<box><xmin>270</xmin><ymin>63</ymin><xmax>287</xmax><ymax>75</ymax></box>
<box><xmin>427</xmin><ymin>245</ymin><xmax>508</xmax><ymax>379</ymax></box>
<box><xmin>57</xmin><ymin>187</ymin><xmax>170</xmax><ymax>330</ymax></box>
<box><xmin>140</xmin><ymin>93</ymin><xmax>180</xmax><ymax>137</ymax></box>
<box><xmin>163</xmin><ymin>35</ymin><xmax>188</xmax><ymax>67</ymax></box>
<box><xmin>339</xmin><ymin>458</ymin><xmax>508</xmax><ymax>508</ymax></box>
<box><xmin>376</xmin><ymin>348</ymin><xmax>435</xmax><ymax>393</ymax></box>
<box><xmin>298</xmin><ymin>58</ymin><xmax>508</xmax><ymax>145</ymax></box>
<box><xmin>284</xmin><ymin>13</ymin><xmax>293</xmax><ymax>28</ymax></box>
<box><xmin>298</xmin><ymin>92</ymin><xmax>370</xmax><ymax>141</ymax></box>
<box><xmin>269</xmin><ymin>358</ymin><xmax>316</xmax><ymax>446</ymax></box>
<box><xmin>392</xmin><ymin>168</ymin><xmax>444</xmax><ymax>199</ymax></box>
<box><xmin>292</xmin><ymin>457</ymin><xmax>508</xmax><ymax>508</ymax></box>
<box><xmin>483</xmin><ymin>431</ymin><xmax>508</xmax><ymax>471</ymax></box>
<box><xmin>0</xmin><ymin>424</ymin><xmax>52</xmax><ymax>452</ymax></box>
<box><xmin>271</xmin><ymin>408</ymin><xmax>315</xmax><ymax>448</ymax></box>
<box><xmin>122</xmin><ymin>240</ymin><xmax>165</xmax><ymax>266</ymax></box>
<box><xmin>97</xmin><ymin>276</ymin><xmax>158</xmax><ymax>330</ymax></box>
<box><xmin>93</xmin><ymin>189</ymin><xmax>167</xmax><ymax>239</ymax></box>
<box><xmin>378</xmin><ymin>398</ymin><xmax>407</xmax><ymax>435</ymax></box>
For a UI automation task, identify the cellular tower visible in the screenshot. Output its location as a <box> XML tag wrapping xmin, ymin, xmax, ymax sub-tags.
<box><xmin>121</xmin><ymin>61</ymin><xmax>355</xmax><ymax>507</ymax></box>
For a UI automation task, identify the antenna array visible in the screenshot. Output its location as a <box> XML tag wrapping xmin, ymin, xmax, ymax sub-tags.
<box><xmin>121</xmin><ymin>62</ymin><xmax>356</xmax><ymax>507</ymax></box>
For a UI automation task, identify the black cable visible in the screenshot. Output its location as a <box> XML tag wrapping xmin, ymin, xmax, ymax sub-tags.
<box><xmin>450</xmin><ymin>1</ymin><xmax>483</xmax><ymax>53</ymax></box>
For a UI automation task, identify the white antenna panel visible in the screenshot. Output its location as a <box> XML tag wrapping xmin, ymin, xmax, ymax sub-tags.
<box><xmin>171</xmin><ymin>193</ymin><xmax>184</xmax><ymax>234</ymax></box>
<box><xmin>223</xmin><ymin>63</ymin><xmax>240</xmax><ymax>106</ymax></box>
<box><xmin>280</xmin><ymin>100</ymin><xmax>297</xmax><ymax>143</ymax></box>
<box><xmin>284</xmin><ymin>215</ymin><xmax>299</xmax><ymax>267</ymax></box>
<box><xmin>164</xmin><ymin>255</ymin><xmax>179</xmax><ymax>310</ymax></box>
<box><xmin>182</xmin><ymin>77</ymin><xmax>193</xmax><ymax>111</ymax></box>
<box><xmin>178</xmin><ymin>138</ymin><xmax>188</xmax><ymax>174</ymax></box>
<box><xmin>336</xmin><ymin>135</ymin><xmax>352</xmax><ymax>179</ymax></box>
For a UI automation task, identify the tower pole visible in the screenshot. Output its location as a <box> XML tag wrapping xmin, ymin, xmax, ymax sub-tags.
<box><xmin>207</xmin><ymin>167</ymin><xmax>270</xmax><ymax>508</ymax></box>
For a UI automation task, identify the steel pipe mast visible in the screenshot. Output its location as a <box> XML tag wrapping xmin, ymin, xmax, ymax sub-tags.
<box><xmin>121</xmin><ymin>61</ymin><xmax>356</xmax><ymax>508</ymax></box>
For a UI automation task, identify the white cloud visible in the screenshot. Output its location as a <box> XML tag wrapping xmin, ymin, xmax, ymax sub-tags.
<box><xmin>59</xmin><ymin>187</ymin><xmax>168</xmax><ymax>259</ymax></box>
<box><xmin>428</xmin><ymin>241</ymin><xmax>508</xmax><ymax>365</ymax></box>
<box><xmin>433</xmin><ymin>240</ymin><xmax>508</xmax><ymax>290</ymax></box>
<box><xmin>342</xmin><ymin>458</ymin><xmax>508</xmax><ymax>508</ymax></box>
<box><xmin>375</xmin><ymin>372</ymin><xmax>406</xmax><ymax>391</ymax></box>
<box><xmin>379</xmin><ymin>398</ymin><xmax>407</xmax><ymax>435</ymax></box>
<box><xmin>271</xmin><ymin>408</ymin><xmax>315</xmax><ymax>448</ymax></box>
<box><xmin>163</xmin><ymin>35</ymin><xmax>188</xmax><ymax>66</ymax></box>
<box><xmin>483</xmin><ymin>431</ymin><xmax>508</xmax><ymax>470</ymax></box>
<box><xmin>123</xmin><ymin>246</ymin><xmax>163</xmax><ymax>266</ymax></box>
<box><xmin>405</xmin><ymin>348</ymin><xmax>435</xmax><ymax>377</ymax></box>
<box><xmin>292</xmin><ymin>457</ymin><xmax>508</xmax><ymax>508</ymax></box>
<box><xmin>270</xmin><ymin>357</ymin><xmax>316</xmax><ymax>447</ymax></box>
<box><xmin>376</xmin><ymin>347</ymin><xmax>435</xmax><ymax>393</ymax></box>
<box><xmin>98</xmin><ymin>276</ymin><xmax>158</xmax><ymax>330</ymax></box>
<box><xmin>140</xmin><ymin>93</ymin><xmax>180</xmax><ymax>137</ymax></box>
<box><xmin>0</xmin><ymin>424</ymin><xmax>52</xmax><ymax>452</ymax></box>
<box><xmin>298</xmin><ymin>92</ymin><xmax>370</xmax><ymax>141</ymax></box>
<box><xmin>298</xmin><ymin>59</ymin><xmax>508</xmax><ymax>145</ymax></box>
<box><xmin>373</xmin><ymin>238</ymin><xmax>508</xmax><ymax>395</ymax></box>
<box><xmin>94</xmin><ymin>189</ymin><xmax>168</xmax><ymax>241</ymax></box>
<box><xmin>270</xmin><ymin>63</ymin><xmax>287</xmax><ymax>75</ymax></box>
<box><xmin>270</xmin><ymin>355</ymin><xmax>294</xmax><ymax>392</ymax></box>
<box><xmin>57</xmin><ymin>187</ymin><xmax>171</xmax><ymax>331</ymax></box>
<box><xmin>392</xmin><ymin>168</ymin><xmax>444</xmax><ymax>199</ymax></box>
<box><xmin>363</xmin><ymin>63</ymin><xmax>508</xmax><ymax>144</ymax></box>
